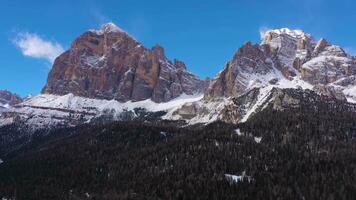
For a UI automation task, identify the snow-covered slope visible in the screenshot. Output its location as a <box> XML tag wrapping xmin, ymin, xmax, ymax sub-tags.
<box><xmin>0</xmin><ymin>93</ymin><xmax>203</xmax><ymax>129</ymax></box>
<box><xmin>0</xmin><ymin>103</ymin><xmax>9</xmax><ymax>113</ymax></box>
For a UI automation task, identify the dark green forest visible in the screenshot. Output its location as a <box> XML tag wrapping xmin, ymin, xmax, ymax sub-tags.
<box><xmin>1</xmin><ymin>97</ymin><xmax>356</xmax><ymax>199</ymax></box>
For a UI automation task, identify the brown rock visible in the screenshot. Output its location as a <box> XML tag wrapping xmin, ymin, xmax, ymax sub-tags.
<box><xmin>42</xmin><ymin>23</ymin><xmax>205</xmax><ymax>103</ymax></box>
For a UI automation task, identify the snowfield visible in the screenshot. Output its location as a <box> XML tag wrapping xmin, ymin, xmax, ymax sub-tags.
<box><xmin>21</xmin><ymin>93</ymin><xmax>203</xmax><ymax>114</ymax></box>
<box><xmin>0</xmin><ymin>93</ymin><xmax>203</xmax><ymax>128</ymax></box>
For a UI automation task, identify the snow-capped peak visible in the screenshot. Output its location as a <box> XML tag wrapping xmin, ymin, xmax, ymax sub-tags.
<box><xmin>89</xmin><ymin>22</ymin><xmax>127</xmax><ymax>35</ymax></box>
<box><xmin>262</xmin><ymin>28</ymin><xmax>314</xmax><ymax>43</ymax></box>
<box><xmin>100</xmin><ymin>22</ymin><xmax>124</xmax><ymax>33</ymax></box>
<box><xmin>88</xmin><ymin>22</ymin><xmax>139</xmax><ymax>43</ymax></box>
<box><xmin>264</xmin><ymin>28</ymin><xmax>311</xmax><ymax>40</ymax></box>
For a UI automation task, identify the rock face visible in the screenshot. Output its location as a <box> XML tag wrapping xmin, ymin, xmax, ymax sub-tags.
<box><xmin>204</xmin><ymin>28</ymin><xmax>356</xmax><ymax>101</ymax></box>
<box><xmin>42</xmin><ymin>23</ymin><xmax>206</xmax><ymax>103</ymax></box>
<box><xmin>173</xmin><ymin>28</ymin><xmax>356</xmax><ymax>124</ymax></box>
<box><xmin>0</xmin><ymin>90</ymin><xmax>22</xmax><ymax>107</ymax></box>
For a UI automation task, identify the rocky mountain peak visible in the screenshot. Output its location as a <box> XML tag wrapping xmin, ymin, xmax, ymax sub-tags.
<box><xmin>262</xmin><ymin>28</ymin><xmax>313</xmax><ymax>43</ymax></box>
<box><xmin>89</xmin><ymin>22</ymin><xmax>128</xmax><ymax>37</ymax></box>
<box><xmin>262</xmin><ymin>28</ymin><xmax>315</xmax><ymax>53</ymax></box>
<box><xmin>100</xmin><ymin>22</ymin><xmax>124</xmax><ymax>33</ymax></box>
<box><xmin>0</xmin><ymin>90</ymin><xmax>22</xmax><ymax>107</ymax></box>
<box><xmin>180</xmin><ymin>27</ymin><xmax>356</xmax><ymax>124</ymax></box>
<box><xmin>42</xmin><ymin>23</ymin><xmax>206</xmax><ymax>103</ymax></box>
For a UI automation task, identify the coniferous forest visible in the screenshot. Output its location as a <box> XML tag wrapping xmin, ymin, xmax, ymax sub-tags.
<box><xmin>1</xmin><ymin>99</ymin><xmax>356</xmax><ymax>200</ymax></box>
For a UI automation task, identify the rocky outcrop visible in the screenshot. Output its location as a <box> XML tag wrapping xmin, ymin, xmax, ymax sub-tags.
<box><xmin>312</xmin><ymin>85</ymin><xmax>346</xmax><ymax>101</ymax></box>
<box><xmin>0</xmin><ymin>90</ymin><xmax>22</xmax><ymax>107</ymax></box>
<box><xmin>42</xmin><ymin>23</ymin><xmax>206</xmax><ymax>103</ymax></box>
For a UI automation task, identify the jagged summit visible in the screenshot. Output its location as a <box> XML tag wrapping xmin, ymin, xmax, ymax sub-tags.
<box><xmin>3</xmin><ymin>26</ymin><xmax>356</xmax><ymax>129</ymax></box>
<box><xmin>172</xmin><ymin>27</ymin><xmax>356</xmax><ymax>124</ymax></box>
<box><xmin>100</xmin><ymin>22</ymin><xmax>124</xmax><ymax>33</ymax></box>
<box><xmin>261</xmin><ymin>28</ymin><xmax>315</xmax><ymax>52</ymax></box>
<box><xmin>42</xmin><ymin>22</ymin><xmax>206</xmax><ymax>103</ymax></box>
<box><xmin>262</xmin><ymin>28</ymin><xmax>313</xmax><ymax>41</ymax></box>
<box><xmin>89</xmin><ymin>22</ymin><xmax>126</xmax><ymax>35</ymax></box>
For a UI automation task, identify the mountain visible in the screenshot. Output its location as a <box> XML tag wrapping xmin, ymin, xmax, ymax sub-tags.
<box><xmin>206</xmin><ymin>28</ymin><xmax>355</xmax><ymax>100</ymax></box>
<box><xmin>1</xmin><ymin>89</ymin><xmax>356</xmax><ymax>199</ymax></box>
<box><xmin>0</xmin><ymin>23</ymin><xmax>207</xmax><ymax>129</ymax></box>
<box><xmin>0</xmin><ymin>90</ymin><xmax>22</xmax><ymax>112</ymax></box>
<box><xmin>3</xmin><ymin>26</ymin><xmax>356</xmax><ymax>199</ymax></box>
<box><xmin>0</xmin><ymin>90</ymin><xmax>22</xmax><ymax>107</ymax></box>
<box><xmin>2</xmin><ymin>27</ymin><xmax>356</xmax><ymax>137</ymax></box>
<box><xmin>42</xmin><ymin>23</ymin><xmax>207</xmax><ymax>103</ymax></box>
<box><xmin>172</xmin><ymin>28</ymin><xmax>356</xmax><ymax>123</ymax></box>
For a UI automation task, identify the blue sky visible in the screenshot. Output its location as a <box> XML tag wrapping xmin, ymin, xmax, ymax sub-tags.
<box><xmin>1</xmin><ymin>0</ymin><xmax>356</xmax><ymax>96</ymax></box>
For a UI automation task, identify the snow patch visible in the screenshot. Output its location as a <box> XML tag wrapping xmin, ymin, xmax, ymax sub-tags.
<box><xmin>343</xmin><ymin>85</ymin><xmax>356</xmax><ymax>103</ymax></box>
<box><xmin>241</xmin><ymin>86</ymin><xmax>273</xmax><ymax>122</ymax></box>
<box><xmin>254</xmin><ymin>137</ymin><xmax>262</xmax><ymax>143</ymax></box>
<box><xmin>160</xmin><ymin>131</ymin><xmax>167</xmax><ymax>137</ymax></box>
<box><xmin>101</xmin><ymin>22</ymin><xmax>124</xmax><ymax>33</ymax></box>
<box><xmin>225</xmin><ymin>171</ymin><xmax>252</xmax><ymax>183</ymax></box>
<box><xmin>263</xmin><ymin>28</ymin><xmax>312</xmax><ymax>41</ymax></box>
<box><xmin>235</xmin><ymin>128</ymin><xmax>243</xmax><ymax>136</ymax></box>
<box><xmin>89</xmin><ymin>22</ymin><xmax>138</xmax><ymax>42</ymax></box>
<box><xmin>302</xmin><ymin>56</ymin><xmax>351</xmax><ymax>71</ymax></box>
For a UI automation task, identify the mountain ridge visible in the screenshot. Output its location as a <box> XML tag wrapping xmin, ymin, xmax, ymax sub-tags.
<box><xmin>2</xmin><ymin>25</ymin><xmax>356</xmax><ymax>129</ymax></box>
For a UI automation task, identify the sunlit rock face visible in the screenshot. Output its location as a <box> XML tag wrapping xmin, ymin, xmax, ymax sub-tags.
<box><xmin>205</xmin><ymin>28</ymin><xmax>356</xmax><ymax>101</ymax></box>
<box><xmin>42</xmin><ymin>23</ymin><xmax>206</xmax><ymax>103</ymax></box>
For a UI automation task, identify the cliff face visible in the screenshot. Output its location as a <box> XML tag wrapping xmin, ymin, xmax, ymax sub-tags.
<box><xmin>204</xmin><ymin>28</ymin><xmax>356</xmax><ymax>101</ymax></box>
<box><xmin>42</xmin><ymin>23</ymin><xmax>206</xmax><ymax>103</ymax></box>
<box><xmin>172</xmin><ymin>28</ymin><xmax>356</xmax><ymax>124</ymax></box>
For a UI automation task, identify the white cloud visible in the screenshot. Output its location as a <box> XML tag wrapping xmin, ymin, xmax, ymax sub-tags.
<box><xmin>259</xmin><ymin>27</ymin><xmax>271</xmax><ymax>39</ymax></box>
<box><xmin>14</xmin><ymin>32</ymin><xmax>64</xmax><ymax>63</ymax></box>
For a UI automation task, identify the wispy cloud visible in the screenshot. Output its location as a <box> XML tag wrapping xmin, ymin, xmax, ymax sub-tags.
<box><xmin>14</xmin><ymin>32</ymin><xmax>64</xmax><ymax>63</ymax></box>
<box><xmin>345</xmin><ymin>47</ymin><xmax>356</xmax><ymax>56</ymax></box>
<box><xmin>259</xmin><ymin>27</ymin><xmax>271</xmax><ymax>39</ymax></box>
<box><xmin>90</xmin><ymin>6</ymin><xmax>112</xmax><ymax>28</ymax></box>
<box><xmin>93</xmin><ymin>12</ymin><xmax>111</xmax><ymax>26</ymax></box>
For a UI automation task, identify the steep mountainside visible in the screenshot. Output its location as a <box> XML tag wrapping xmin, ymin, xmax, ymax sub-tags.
<box><xmin>1</xmin><ymin>89</ymin><xmax>356</xmax><ymax>199</ymax></box>
<box><xmin>42</xmin><ymin>23</ymin><xmax>206</xmax><ymax>103</ymax></box>
<box><xmin>173</xmin><ymin>28</ymin><xmax>356</xmax><ymax>123</ymax></box>
<box><xmin>205</xmin><ymin>28</ymin><xmax>355</xmax><ymax>101</ymax></box>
